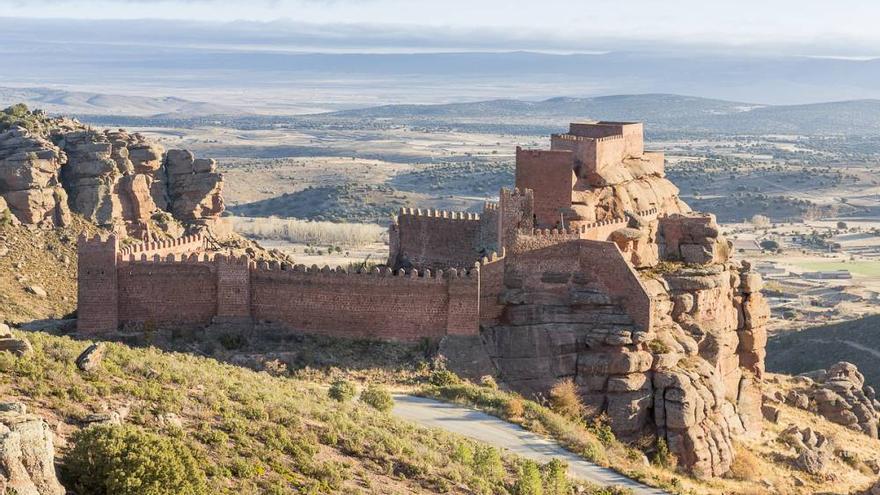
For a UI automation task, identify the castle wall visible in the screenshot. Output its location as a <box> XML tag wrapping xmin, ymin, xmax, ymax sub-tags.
<box><xmin>76</xmin><ymin>234</ymin><xmax>119</xmax><ymax>334</ymax></box>
<box><xmin>392</xmin><ymin>208</ymin><xmax>484</xmax><ymax>270</ymax></box>
<box><xmin>478</xmin><ymin>253</ymin><xmax>506</xmax><ymax>327</ymax></box>
<box><xmin>508</xmin><ymin>238</ymin><xmax>653</xmax><ymax>332</ymax></box>
<box><xmin>498</xmin><ymin>188</ymin><xmax>534</xmax><ymax>252</ymax></box>
<box><xmin>515</xmin><ymin>148</ymin><xmax>575</xmax><ymax>228</ymax></box>
<box><xmin>117</xmin><ymin>256</ymin><xmax>217</xmax><ymax>325</ymax></box>
<box><xmin>118</xmin><ymin>235</ymin><xmax>206</xmax><ymax>258</ymax></box>
<box><xmin>250</xmin><ymin>266</ymin><xmax>478</xmax><ymax>341</ymax></box>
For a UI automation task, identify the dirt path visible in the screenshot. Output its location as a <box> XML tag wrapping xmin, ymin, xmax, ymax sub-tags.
<box><xmin>393</xmin><ymin>395</ymin><xmax>669</xmax><ymax>494</ymax></box>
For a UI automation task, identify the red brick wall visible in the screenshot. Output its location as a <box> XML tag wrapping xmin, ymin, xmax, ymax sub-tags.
<box><xmin>250</xmin><ymin>265</ymin><xmax>479</xmax><ymax>341</ymax></box>
<box><xmin>118</xmin><ymin>235</ymin><xmax>206</xmax><ymax>258</ymax></box>
<box><xmin>117</xmin><ymin>257</ymin><xmax>217</xmax><ymax>325</ymax></box>
<box><xmin>394</xmin><ymin>209</ymin><xmax>483</xmax><ymax>270</ymax></box>
<box><xmin>77</xmin><ymin>234</ymin><xmax>119</xmax><ymax>334</ymax></box>
<box><xmin>215</xmin><ymin>255</ymin><xmax>251</xmax><ymax>319</ymax></box>
<box><xmin>515</xmin><ymin>148</ymin><xmax>575</xmax><ymax>228</ymax></box>
<box><xmin>478</xmin><ymin>256</ymin><xmax>506</xmax><ymax>326</ymax></box>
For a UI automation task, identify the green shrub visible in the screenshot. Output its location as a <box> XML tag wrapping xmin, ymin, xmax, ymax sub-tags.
<box><xmin>651</xmin><ymin>437</ymin><xmax>675</xmax><ymax>469</ymax></box>
<box><xmin>541</xmin><ymin>458</ymin><xmax>569</xmax><ymax>495</ymax></box>
<box><xmin>217</xmin><ymin>332</ymin><xmax>248</xmax><ymax>350</ymax></box>
<box><xmin>60</xmin><ymin>424</ymin><xmax>207</xmax><ymax>495</ymax></box>
<box><xmin>360</xmin><ymin>384</ymin><xmax>393</xmax><ymax>412</ymax></box>
<box><xmin>473</xmin><ymin>445</ymin><xmax>504</xmax><ymax>482</ymax></box>
<box><xmin>328</xmin><ymin>379</ymin><xmax>357</xmax><ymax>402</ymax></box>
<box><xmin>429</xmin><ymin>368</ymin><xmax>461</xmax><ymax>387</ymax></box>
<box><xmin>513</xmin><ymin>459</ymin><xmax>543</xmax><ymax>495</ymax></box>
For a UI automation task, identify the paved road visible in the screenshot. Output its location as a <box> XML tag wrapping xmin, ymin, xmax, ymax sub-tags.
<box><xmin>393</xmin><ymin>395</ymin><xmax>668</xmax><ymax>494</ymax></box>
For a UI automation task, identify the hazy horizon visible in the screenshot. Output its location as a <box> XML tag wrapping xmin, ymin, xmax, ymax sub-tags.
<box><xmin>2</xmin><ymin>2</ymin><xmax>880</xmax><ymax>109</ymax></box>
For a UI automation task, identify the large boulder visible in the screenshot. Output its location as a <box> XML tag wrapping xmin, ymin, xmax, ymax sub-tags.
<box><xmin>0</xmin><ymin>127</ymin><xmax>70</xmax><ymax>227</ymax></box>
<box><xmin>788</xmin><ymin>362</ymin><xmax>880</xmax><ymax>438</ymax></box>
<box><xmin>0</xmin><ymin>402</ymin><xmax>65</xmax><ymax>495</ymax></box>
<box><xmin>164</xmin><ymin>149</ymin><xmax>225</xmax><ymax>222</ymax></box>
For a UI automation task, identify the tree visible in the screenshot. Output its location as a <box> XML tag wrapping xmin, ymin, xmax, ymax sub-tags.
<box><xmin>759</xmin><ymin>239</ymin><xmax>779</xmax><ymax>251</ymax></box>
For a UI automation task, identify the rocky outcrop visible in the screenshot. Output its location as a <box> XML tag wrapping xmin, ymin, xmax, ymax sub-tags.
<box><xmin>57</xmin><ymin>129</ymin><xmax>166</xmax><ymax>237</ymax></box>
<box><xmin>0</xmin><ymin>108</ymin><xmax>226</xmax><ymax>238</ymax></box>
<box><xmin>784</xmin><ymin>362</ymin><xmax>880</xmax><ymax>438</ymax></box>
<box><xmin>164</xmin><ymin>149</ymin><xmax>224</xmax><ymax>224</ymax></box>
<box><xmin>779</xmin><ymin>424</ymin><xmax>833</xmax><ymax>476</ymax></box>
<box><xmin>0</xmin><ymin>402</ymin><xmax>65</xmax><ymax>495</ymax></box>
<box><xmin>0</xmin><ymin>127</ymin><xmax>70</xmax><ymax>227</ymax></box>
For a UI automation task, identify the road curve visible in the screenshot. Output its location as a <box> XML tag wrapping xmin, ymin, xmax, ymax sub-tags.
<box><xmin>393</xmin><ymin>395</ymin><xmax>668</xmax><ymax>495</ymax></box>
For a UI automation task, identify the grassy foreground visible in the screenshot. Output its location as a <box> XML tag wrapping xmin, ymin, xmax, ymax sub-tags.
<box><xmin>0</xmin><ymin>329</ymin><xmax>634</xmax><ymax>495</ymax></box>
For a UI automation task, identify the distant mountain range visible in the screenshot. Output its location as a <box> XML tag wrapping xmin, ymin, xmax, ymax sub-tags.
<box><xmin>0</xmin><ymin>87</ymin><xmax>242</xmax><ymax>117</ymax></box>
<box><xmin>5</xmin><ymin>87</ymin><xmax>880</xmax><ymax>136</ymax></box>
<box><xmin>326</xmin><ymin>94</ymin><xmax>880</xmax><ymax>135</ymax></box>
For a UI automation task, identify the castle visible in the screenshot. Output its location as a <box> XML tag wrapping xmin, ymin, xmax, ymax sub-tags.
<box><xmin>77</xmin><ymin>122</ymin><xmax>768</xmax><ymax>478</ymax></box>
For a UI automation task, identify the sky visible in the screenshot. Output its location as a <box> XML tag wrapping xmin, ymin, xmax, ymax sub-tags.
<box><xmin>3</xmin><ymin>0</ymin><xmax>880</xmax><ymax>55</ymax></box>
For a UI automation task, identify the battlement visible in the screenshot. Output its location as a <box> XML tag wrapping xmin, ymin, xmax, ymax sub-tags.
<box><xmin>397</xmin><ymin>207</ymin><xmax>480</xmax><ymax>221</ymax></box>
<box><xmin>77</xmin><ymin>233</ymin><xmax>119</xmax><ymax>250</ymax></box>
<box><xmin>119</xmin><ymin>234</ymin><xmax>206</xmax><ymax>257</ymax></box>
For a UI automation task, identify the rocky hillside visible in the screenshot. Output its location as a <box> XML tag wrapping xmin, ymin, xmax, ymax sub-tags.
<box><xmin>0</xmin><ymin>326</ymin><xmax>619</xmax><ymax>495</ymax></box>
<box><xmin>0</xmin><ymin>103</ymin><xmax>224</xmax><ymax>238</ymax></box>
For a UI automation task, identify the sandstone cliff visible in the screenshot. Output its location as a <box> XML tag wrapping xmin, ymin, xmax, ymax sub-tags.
<box><xmin>475</xmin><ymin>126</ymin><xmax>770</xmax><ymax>478</ymax></box>
<box><xmin>0</xmin><ymin>105</ymin><xmax>224</xmax><ymax>238</ymax></box>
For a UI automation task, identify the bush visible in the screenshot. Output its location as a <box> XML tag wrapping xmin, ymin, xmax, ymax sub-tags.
<box><xmin>60</xmin><ymin>424</ymin><xmax>207</xmax><ymax>495</ymax></box>
<box><xmin>548</xmin><ymin>379</ymin><xmax>584</xmax><ymax>420</ymax></box>
<box><xmin>360</xmin><ymin>384</ymin><xmax>393</xmax><ymax>412</ymax></box>
<box><xmin>727</xmin><ymin>443</ymin><xmax>759</xmax><ymax>481</ymax></box>
<box><xmin>505</xmin><ymin>395</ymin><xmax>525</xmax><ymax>419</ymax></box>
<box><xmin>479</xmin><ymin>374</ymin><xmax>499</xmax><ymax>389</ymax></box>
<box><xmin>428</xmin><ymin>368</ymin><xmax>460</xmax><ymax>387</ymax></box>
<box><xmin>651</xmin><ymin>437</ymin><xmax>676</xmax><ymax>469</ymax></box>
<box><xmin>541</xmin><ymin>458</ymin><xmax>569</xmax><ymax>495</ymax></box>
<box><xmin>473</xmin><ymin>445</ymin><xmax>504</xmax><ymax>482</ymax></box>
<box><xmin>513</xmin><ymin>459</ymin><xmax>543</xmax><ymax>495</ymax></box>
<box><xmin>328</xmin><ymin>379</ymin><xmax>357</xmax><ymax>402</ymax></box>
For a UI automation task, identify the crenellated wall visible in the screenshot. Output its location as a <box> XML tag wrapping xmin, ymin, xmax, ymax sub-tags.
<box><xmin>118</xmin><ymin>255</ymin><xmax>218</xmax><ymax>325</ymax></box>
<box><xmin>118</xmin><ymin>234</ymin><xmax>206</xmax><ymax>258</ymax></box>
<box><xmin>389</xmin><ymin>206</ymin><xmax>498</xmax><ymax>270</ymax></box>
<box><xmin>78</xmin><ymin>234</ymin><xmax>506</xmax><ymax>341</ymax></box>
<box><xmin>250</xmin><ymin>263</ymin><xmax>480</xmax><ymax>341</ymax></box>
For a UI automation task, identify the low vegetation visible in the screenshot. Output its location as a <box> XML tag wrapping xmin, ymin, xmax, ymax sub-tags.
<box><xmin>0</xmin><ymin>329</ymin><xmax>624</xmax><ymax>494</ymax></box>
<box><xmin>61</xmin><ymin>424</ymin><xmax>208</xmax><ymax>495</ymax></box>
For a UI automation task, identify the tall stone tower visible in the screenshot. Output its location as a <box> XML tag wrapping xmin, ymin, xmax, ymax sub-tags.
<box><xmin>76</xmin><ymin>234</ymin><xmax>119</xmax><ymax>334</ymax></box>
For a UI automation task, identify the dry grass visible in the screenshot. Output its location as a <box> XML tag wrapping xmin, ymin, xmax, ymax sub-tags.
<box><xmin>230</xmin><ymin>216</ymin><xmax>385</xmax><ymax>247</ymax></box>
<box><xmin>549</xmin><ymin>378</ymin><xmax>585</xmax><ymax>420</ymax></box>
<box><xmin>727</xmin><ymin>442</ymin><xmax>761</xmax><ymax>482</ymax></box>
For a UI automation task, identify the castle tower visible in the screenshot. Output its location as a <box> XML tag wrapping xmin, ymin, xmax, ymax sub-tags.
<box><xmin>498</xmin><ymin>188</ymin><xmax>534</xmax><ymax>251</ymax></box>
<box><xmin>76</xmin><ymin>234</ymin><xmax>119</xmax><ymax>334</ymax></box>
